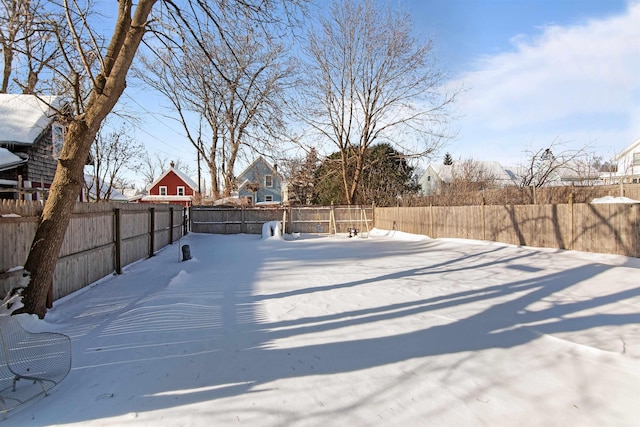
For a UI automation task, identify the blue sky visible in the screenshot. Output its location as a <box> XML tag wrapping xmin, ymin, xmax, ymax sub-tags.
<box><xmin>400</xmin><ymin>0</ymin><xmax>640</xmax><ymax>166</ymax></box>
<box><xmin>114</xmin><ymin>0</ymin><xmax>640</xmax><ymax>182</ymax></box>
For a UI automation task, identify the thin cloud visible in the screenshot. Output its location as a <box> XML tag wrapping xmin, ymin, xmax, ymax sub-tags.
<box><xmin>453</xmin><ymin>2</ymin><xmax>640</xmax><ymax>133</ymax></box>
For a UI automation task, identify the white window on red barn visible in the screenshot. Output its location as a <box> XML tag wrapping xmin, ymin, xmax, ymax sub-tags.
<box><xmin>177</xmin><ymin>186</ymin><xmax>185</xmax><ymax>196</ymax></box>
<box><xmin>159</xmin><ymin>186</ymin><xmax>167</xmax><ymax>196</ymax></box>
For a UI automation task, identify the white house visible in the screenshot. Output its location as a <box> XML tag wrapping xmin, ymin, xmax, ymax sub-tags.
<box><xmin>601</xmin><ymin>138</ymin><xmax>640</xmax><ymax>184</ymax></box>
<box><xmin>418</xmin><ymin>161</ymin><xmax>515</xmax><ymax>196</ymax></box>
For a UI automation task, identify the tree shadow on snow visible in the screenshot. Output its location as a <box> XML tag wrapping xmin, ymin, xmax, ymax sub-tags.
<box><xmin>14</xmin><ymin>233</ymin><xmax>640</xmax><ymax>425</ymax></box>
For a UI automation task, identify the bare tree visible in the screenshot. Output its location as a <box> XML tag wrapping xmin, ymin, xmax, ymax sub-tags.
<box><xmin>434</xmin><ymin>158</ymin><xmax>499</xmax><ymax>205</ymax></box>
<box><xmin>302</xmin><ymin>0</ymin><xmax>456</xmax><ymax>204</ymax></box>
<box><xmin>517</xmin><ymin>140</ymin><xmax>590</xmax><ymax>180</ymax></box>
<box><xmin>1</xmin><ymin>0</ymin><xmax>71</xmax><ymax>94</ymax></box>
<box><xmin>136</xmin><ymin>9</ymin><xmax>295</xmax><ymax>199</ymax></box>
<box><xmin>280</xmin><ymin>148</ymin><xmax>319</xmax><ymax>205</ymax></box>
<box><xmin>15</xmin><ymin>0</ymin><xmax>155</xmax><ymax>318</ymax></box>
<box><xmin>0</xmin><ymin>0</ymin><xmax>25</xmax><ymax>92</ymax></box>
<box><xmin>515</xmin><ymin>140</ymin><xmax>594</xmax><ymax>203</ymax></box>
<box><xmin>86</xmin><ymin>123</ymin><xmax>144</xmax><ymax>201</ymax></box>
<box><xmin>14</xmin><ymin>0</ymin><xmax>306</xmax><ymax>318</ymax></box>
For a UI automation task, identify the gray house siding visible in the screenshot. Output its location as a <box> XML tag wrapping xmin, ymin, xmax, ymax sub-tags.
<box><xmin>0</xmin><ymin>126</ymin><xmax>57</xmax><ymax>194</ymax></box>
<box><xmin>237</xmin><ymin>157</ymin><xmax>282</xmax><ymax>204</ymax></box>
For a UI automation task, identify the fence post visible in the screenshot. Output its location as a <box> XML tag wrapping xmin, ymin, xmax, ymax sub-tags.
<box><xmin>149</xmin><ymin>207</ymin><xmax>155</xmax><ymax>257</ymax></box>
<box><xmin>183</xmin><ymin>208</ymin><xmax>188</xmax><ymax>236</ymax></box>
<box><xmin>282</xmin><ymin>208</ymin><xmax>287</xmax><ymax>234</ymax></box>
<box><xmin>241</xmin><ymin>206</ymin><xmax>246</xmax><ymax>233</ymax></box>
<box><xmin>481</xmin><ymin>197</ymin><xmax>486</xmax><ymax>241</ymax></box>
<box><xmin>569</xmin><ymin>193</ymin><xmax>574</xmax><ymax>250</ymax></box>
<box><xmin>114</xmin><ymin>208</ymin><xmax>122</xmax><ymax>274</ymax></box>
<box><xmin>169</xmin><ymin>207</ymin><xmax>174</xmax><ymax>245</ymax></box>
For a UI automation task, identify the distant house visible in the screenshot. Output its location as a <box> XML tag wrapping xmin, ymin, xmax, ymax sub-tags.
<box><xmin>602</xmin><ymin>138</ymin><xmax>640</xmax><ymax>185</ymax></box>
<box><xmin>0</xmin><ymin>94</ymin><xmax>66</xmax><ymax>200</ymax></box>
<box><xmin>418</xmin><ymin>161</ymin><xmax>515</xmax><ymax>196</ymax></box>
<box><xmin>237</xmin><ymin>157</ymin><xmax>282</xmax><ymax>204</ymax></box>
<box><xmin>138</xmin><ymin>162</ymin><xmax>199</xmax><ymax>207</ymax></box>
<box><xmin>83</xmin><ymin>174</ymin><xmax>130</xmax><ymax>203</ymax></box>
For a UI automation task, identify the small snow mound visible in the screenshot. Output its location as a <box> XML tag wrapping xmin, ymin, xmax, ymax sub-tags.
<box><xmin>167</xmin><ymin>270</ymin><xmax>190</xmax><ymax>288</ymax></box>
<box><xmin>369</xmin><ymin>228</ymin><xmax>430</xmax><ymax>241</ymax></box>
<box><xmin>591</xmin><ymin>196</ymin><xmax>640</xmax><ymax>204</ymax></box>
<box><xmin>261</xmin><ymin>221</ymin><xmax>283</xmax><ymax>240</ymax></box>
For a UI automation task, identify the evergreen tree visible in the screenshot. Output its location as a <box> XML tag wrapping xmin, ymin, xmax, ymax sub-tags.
<box><xmin>313</xmin><ymin>144</ymin><xmax>419</xmax><ymax>206</ymax></box>
<box><xmin>443</xmin><ymin>152</ymin><xmax>453</xmax><ymax>165</ymax></box>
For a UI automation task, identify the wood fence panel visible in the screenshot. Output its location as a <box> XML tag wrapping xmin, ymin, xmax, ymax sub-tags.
<box><xmin>154</xmin><ymin>210</ymin><xmax>171</xmax><ymax>251</ymax></box>
<box><xmin>119</xmin><ymin>210</ymin><xmax>150</xmax><ymax>266</ymax></box>
<box><xmin>191</xmin><ymin>206</ymin><xmax>373</xmax><ymax>235</ymax></box>
<box><xmin>371</xmin><ymin>208</ymin><xmax>395</xmax><ymax>233</ymax></box>
<box><xmin>1</xmin><ymin>201</ymin><xmax>185</xmax><ymax>301</ymax></box>
<box><xmin>290</xmin><ymin>207</ymin><xmax>326</xmax><ymax>233</ymax></box>
<box><xmin>191</xmin><ymin>208</ymin><xmax>242</xmax><ymax>234</ymax></box>
<box><xmin>482</xmin><ymin>206</ymin><xmax>510</xmax><ymax>245</ymax></box>
<box><xmin>58</xmin><ymin>212</ymin><xmax>114</xmax><ymax>258</ymax></box>
<box><xmin>54</xmin><ymin>245</ymin><xmax>114</xmax><ymax>299</ymax></box>
<box><xmin>0</xmin><ymin>218</ymin><xmax>38</xmax><ymax>272</ymax></box>
<box><xmin>572</xmin><ymin>204</ymin><xmax>638</xmax><ymax>257</ymax></box>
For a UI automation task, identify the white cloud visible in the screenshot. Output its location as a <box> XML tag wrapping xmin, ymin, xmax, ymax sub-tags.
<box><xmin>449</xmin><ymin>2</ymin><xmax>640</xmax><ymax>162</ymax></box>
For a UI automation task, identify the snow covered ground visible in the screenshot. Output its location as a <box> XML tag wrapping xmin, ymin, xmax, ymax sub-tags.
<box><xmin>4</xmin><ymin>229</ymin><xmax>640</xmax><ymax>426</ymax></box>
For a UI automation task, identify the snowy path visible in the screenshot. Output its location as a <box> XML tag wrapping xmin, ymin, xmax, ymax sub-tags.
<box><xmin>8</xmin><ymin>231</ymin><xmax>640</xmax><ymax>426</ymax></box>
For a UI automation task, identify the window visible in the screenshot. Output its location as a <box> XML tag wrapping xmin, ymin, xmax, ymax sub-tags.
<box><xmin>51</xmin><ymin>123</ymin><xmax>65</xmax><ymax>158</ymax></box>
<box><xmin>265</xmin><ymin>195</ymin><xmax>273</xmax><ymax>202</ymax></box>
<box><xmin>427</xmin><ymin>176</ymin><xmax>431</xmax><ymax>182</ymax></box>
<box><xmin>159</xmin><ymin>186</ymin><xmax>167</xmax><ymax>196</ymax></box>
<box><xmin>633</xmin><ymin>152</ymin><xmax>640</xmax><ymax>166</ymax></box>
<box><xmin>177</xmin><ymin>186</ymin><xmax>185</xmax><ymax>196</ymax></box>
<box><xmin>265</xmin><ymin>175</ymin><xmax>273</xmax><ymax>187</ymax></box>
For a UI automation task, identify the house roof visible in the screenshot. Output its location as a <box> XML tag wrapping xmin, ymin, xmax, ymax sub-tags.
<box><xmin>84</xmin><ymin>174</ymin><xmax>129</xmax><ymax>202</ymax></box>
<box><xmin>612</xmin><ymin>137</ymin><xmax>640</xmax><ymax>162</ymax></box>
<box><xmin>148</xmin><ymin>166</ymin><xmax>198</xmax><ymax>191</ymax></box>
<box><xmin>237</xmin><ymin>156</ymin><xmax>281</xmax><ymax>180</ymax></box>
<box><xmin>425</xmin><ymin>161</ymin><xmax>515</xmax><ymax>185</ymax></box>
<box><xmin>0</xmin><ymin>94</ymin><xmax>63</xmax><ymax>145</ymax></box>
<box><xmin>0</xmin><ymin>147</ymin><xmax>27</xmax><ymax>171</ymax></box>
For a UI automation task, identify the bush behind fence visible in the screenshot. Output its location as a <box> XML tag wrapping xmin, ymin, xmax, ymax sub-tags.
<box><xmin>375</xmin><ymin>203</ymin><xmax>640</xmax><ymax>257</ymax></box>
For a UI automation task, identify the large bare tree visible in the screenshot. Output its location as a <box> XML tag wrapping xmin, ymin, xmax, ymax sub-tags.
<box><xmin>1</xmin><ymin>0</ymin><xmax>67</xmax><ymax>94</ymax></box>
<box><xmin>14</xmin><ymin>0</ymin><xmax>156</xmax><ymax>318</ymax></box>
<box><xmin>302</xmin><ymin>0</ymin><xmax>456</xmax><ymax>204</ymax></box>
<box><xmin>136</xmin><ymin>9</ymin><xmax>295</xmax><ymax>199</ymax></box>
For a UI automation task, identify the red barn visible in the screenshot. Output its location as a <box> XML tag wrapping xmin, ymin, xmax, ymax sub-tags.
<box><xmin>139</xmin><ymin>163</ymin><xmax>199</xmax><ymax>207</ymax></box>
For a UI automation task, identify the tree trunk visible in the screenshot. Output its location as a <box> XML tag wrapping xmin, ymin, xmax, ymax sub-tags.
<box><xmin>15</xmin><ymin>0</ymin><xmax>156</xmax><ymax>318</ymax></box>
<box><xmin>19</xmin><ymin>120</ymin><xmax>93</xmax><ymax>318</ymax></box>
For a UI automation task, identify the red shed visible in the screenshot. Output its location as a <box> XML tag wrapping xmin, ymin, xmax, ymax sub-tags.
<box><xmin>139</xmin><ymin>163</ymin><xmax>199</xmax><ymax>207</ymax></box>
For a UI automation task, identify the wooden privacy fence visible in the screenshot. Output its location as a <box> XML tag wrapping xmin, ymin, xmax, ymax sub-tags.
<box><xmin>1</xmin><ymin>201</ymin><xmax>186</xmax><ymax>301</ymax></box>
<box><xmin>191</xmin><ymin>205</ymin><xmax>374</xmax><ymax>235</ymax></box>
<box><xmin>375</xmin><ymin>202</ymin><xmax>640</xmax><ymax>257</ymax></box>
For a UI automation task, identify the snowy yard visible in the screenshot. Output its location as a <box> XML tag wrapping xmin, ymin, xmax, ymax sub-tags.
<box><xmin>4</xmin><ymin>230</ymin><xmax>640</xmax><ymax>426</ymax></box>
